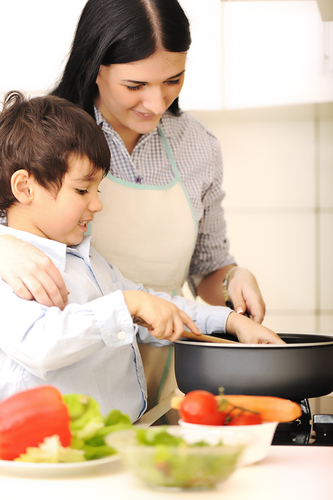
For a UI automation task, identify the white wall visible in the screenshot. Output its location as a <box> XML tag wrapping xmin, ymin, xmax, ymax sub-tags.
<box><xmin>188</xmin><ymin>103</ymin><xmax>333</xmax><ymax>336</ymax></box>
<box><xmin>0</xmin><ymin>0</ymin><xmax>86</xmax><ymax>96</ymax></box>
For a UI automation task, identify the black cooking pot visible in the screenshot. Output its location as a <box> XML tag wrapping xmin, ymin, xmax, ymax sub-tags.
<box><xmin>174</xmin><ymin>333</ymin><xmax>333</xmax><ymax>401</ymax></box>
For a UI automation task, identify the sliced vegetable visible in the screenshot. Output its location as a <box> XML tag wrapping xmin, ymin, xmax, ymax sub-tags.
<box><xmin>0</xmin><ymin>386</ymin><xmax>71</xmax><ymax>461</ymax></box>
<box><xmin>108</xmin><ymin>427</ymin><xmax>243</xmax><ymax>490</ymax></box>
<box><xmin>14</xmin><ymin>435</ymin><xmax>85</xmax><ymax>463</ymax></box>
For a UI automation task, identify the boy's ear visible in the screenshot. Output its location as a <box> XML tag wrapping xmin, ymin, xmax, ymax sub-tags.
<box><xmin>11</xmin><ymin>170</ymin><xmax>35</xmax><ymax>204</ymax></box>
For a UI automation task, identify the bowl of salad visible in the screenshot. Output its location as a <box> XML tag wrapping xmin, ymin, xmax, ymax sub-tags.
<box><xmin>105</xmin><ymin>426</ymin><xmax>248</xmax><ymax>491</ymax></box>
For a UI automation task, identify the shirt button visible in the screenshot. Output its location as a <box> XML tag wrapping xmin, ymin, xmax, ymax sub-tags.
<box><xmin>135</xmin><ymin>176</ymin><xmax>142</xmax><ymax>184</ymax></box>
<box><xmin>118</xmin><ymin>331</ymin><xmax>127</xmax><ymax>340</ymax></box>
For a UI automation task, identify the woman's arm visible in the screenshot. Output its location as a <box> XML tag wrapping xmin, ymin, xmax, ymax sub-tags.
<box><xmin>187</xmin><ymin>130</ymin><xmax>265</xmax><ymax>323</ymax></box>
<box><xmin>197</xmin><ymin>266</ymin><xmax>266</xmax><ymax>324</ymax></box>
<box><xmin>0</xmin><ymin>235</ymin><xmax>68</xmax><ymax>309</ymax></box>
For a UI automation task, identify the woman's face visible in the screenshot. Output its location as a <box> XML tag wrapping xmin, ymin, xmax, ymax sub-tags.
<box><xmin>95</xmin><ymin>50</ymin><xmax>186</xmax><ymax>138</ymax></box>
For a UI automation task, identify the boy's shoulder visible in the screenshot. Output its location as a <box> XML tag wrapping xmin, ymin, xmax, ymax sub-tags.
<box><xmin>0</xmin><ymin>225</ymin><xmax>67</xmax><ymax>270</ymax></box>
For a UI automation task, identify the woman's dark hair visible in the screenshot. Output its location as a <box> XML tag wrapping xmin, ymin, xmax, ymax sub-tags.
<box><xmin>0</xmin><ymin>91</ymin><xmax>110</xmax><ymax>216</ymax></box>
<box><xmin>51</xmin><ymin>0</ymin><xmax>191</xmax><ymax>118</ymax></box>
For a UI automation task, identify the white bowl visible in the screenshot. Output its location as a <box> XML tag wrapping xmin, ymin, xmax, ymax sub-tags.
<box><xmin>178</xmin><ymin>420</ymin><xmax>278</xmax><ymax>466</ymax></box>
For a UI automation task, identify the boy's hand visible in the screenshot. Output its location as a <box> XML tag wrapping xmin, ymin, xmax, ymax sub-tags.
<box><xmin>123</xmin><ymin>291</ymin><xmax>201</xmax><ymax>342</ymax></box>
<box><xmin>226</xmin><ymin>312</ymin><xmax>285</xmax><ymax>344</ymax></box>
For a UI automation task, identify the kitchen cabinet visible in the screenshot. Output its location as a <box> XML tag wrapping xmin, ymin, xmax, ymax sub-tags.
<box><xmin>179</xmin><ymin>1</ymin><xmax>333</xmax><ymax>110</ymax></box>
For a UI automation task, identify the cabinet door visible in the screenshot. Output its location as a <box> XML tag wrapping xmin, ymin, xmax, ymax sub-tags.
<box><xmin>223</xmin><ymin>1</ymin><xmax>333</xmax><ymax>108</ymax></box>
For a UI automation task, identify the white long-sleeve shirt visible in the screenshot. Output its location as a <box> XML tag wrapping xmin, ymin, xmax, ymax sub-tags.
<box><xmin>0</xmin><ymin>225</ymin><xmax>231</xmax><ymax>421</ymax></box>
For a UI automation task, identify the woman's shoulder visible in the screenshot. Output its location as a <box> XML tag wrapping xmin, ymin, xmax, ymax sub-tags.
<box><xmin>162</xmin><ymin>110</ymin><xmax>220</xmax><ymax>154</ymax></box>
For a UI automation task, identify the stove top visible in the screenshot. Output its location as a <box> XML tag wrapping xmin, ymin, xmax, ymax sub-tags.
<box><xmin>272</xmin><ymin>399</ymin><xmax>333</xmax><ymax>446</ymax></box>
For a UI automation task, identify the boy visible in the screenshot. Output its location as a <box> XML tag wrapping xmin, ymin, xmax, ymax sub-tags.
<box><xmin>0</xmin><ymin>92</ymin><xmax>283</xmax><ymax>421</ymax></box>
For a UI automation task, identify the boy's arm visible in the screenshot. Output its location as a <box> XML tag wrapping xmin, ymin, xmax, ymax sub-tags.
<box><xmin>0</xmin><ymin>283</ymin><xmax>135</xmax><ymax>379</ymax></box>
<box><xmin>226</xmin><ymin>312</ymin><xmax>285</xmax><ymax>344</ymax></box>
<box><xmin>110</xmin><ymin>264</ymin><xmax>283</xmax><ymax>345</ymax></box>
<box><xmin>123</xmin><ymin>290</ymin><xmax>201</xmax><ymax>342</ymax></box>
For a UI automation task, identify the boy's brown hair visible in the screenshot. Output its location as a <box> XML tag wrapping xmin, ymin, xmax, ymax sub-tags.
<box><xmin>0</xmin><ymin>91</ymin><xmax>110</xmax><ymax>216</ymax></box>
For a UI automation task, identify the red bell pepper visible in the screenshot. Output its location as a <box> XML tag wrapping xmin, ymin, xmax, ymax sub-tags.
<box><xmin>0</xmin><ymin>385</ymin><xmax>71</xmax><ymax>461</ymax></box>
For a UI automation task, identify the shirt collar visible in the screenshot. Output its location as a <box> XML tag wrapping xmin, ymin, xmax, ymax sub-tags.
<box><xmin>66</xmin><ymin>236</ymin><xmax>92</xmax><ymax>268</ymax></box>
<box><xmin>0</xmin><ymin>225</ymin><xmax>92</xmax><ymax>272</ymax></box>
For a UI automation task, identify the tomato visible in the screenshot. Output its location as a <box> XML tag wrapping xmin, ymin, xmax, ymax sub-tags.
<box><xmin>227</xmin><ymin>410</ymin><xmax>263</xmax><ymax>426</ymax></box>
<box><xmin>180</xmin><ymin>390</ymin><xmax>226</xmax><ymax>425</ymax></box>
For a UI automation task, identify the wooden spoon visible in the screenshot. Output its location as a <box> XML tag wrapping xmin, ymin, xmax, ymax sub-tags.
<box><xmin>131</xmin><ymin>316</ymin><xmax>237</xmax><ymax>344</ymax></box>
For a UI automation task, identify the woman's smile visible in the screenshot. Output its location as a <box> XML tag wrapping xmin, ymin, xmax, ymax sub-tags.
<box><xmin>132</xmin><ymin>109</ymin><xmax>157</xmax><ymax>120</ymax></box>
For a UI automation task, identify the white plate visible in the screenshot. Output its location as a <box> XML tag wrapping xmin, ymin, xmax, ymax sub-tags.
<box><xmin>0</xmin><ymin>454</ymin><xmax>120</xmax><ymax>477</ymax></box>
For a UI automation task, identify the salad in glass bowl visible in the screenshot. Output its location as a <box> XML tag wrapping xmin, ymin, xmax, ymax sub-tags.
<box><xmin>106</xmin><ymin>425</ymin><xmax>249</xmax><ymax>491</ymax></box>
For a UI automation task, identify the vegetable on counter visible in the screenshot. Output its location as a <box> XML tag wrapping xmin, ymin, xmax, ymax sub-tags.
<box><xmin>107</xmin><ymin>426</ymin><xmax>244</xmax><ymax>490</ymax></box>
<box><xmin>177</xmin><ymin>390</ymin><xmax>227</xmax><ymax>426</ymax></box>
<box><xmin>172</xmin><ymin>389</ymin><xmax>302</xmax><ymax>425</ymax></box>
<box><xmin>0</xmin><ymin>386</ymin><xmax>132</xmax><ymax>463</ymax></box>
<box><xmin>64</xmin><ymin>394</ymin><xmax>132</xmax><ymax>461</ymax></box>
<box><xmin>0</xmin><ymin>386</ymin><xmax>71</xmax><ymax>461</ymax></box>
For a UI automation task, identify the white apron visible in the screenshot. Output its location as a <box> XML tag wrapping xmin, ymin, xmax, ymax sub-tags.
<box><xmin>90</xmin><ymin>127</ymin><xmax>198</xmax><ymax>410</ymax></box>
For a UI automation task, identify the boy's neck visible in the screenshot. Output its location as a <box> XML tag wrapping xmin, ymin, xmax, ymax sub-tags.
<box><xmin>7</xmin><ymin>207</ymin><xmax>46</xmax><ymax>239</ymax></box>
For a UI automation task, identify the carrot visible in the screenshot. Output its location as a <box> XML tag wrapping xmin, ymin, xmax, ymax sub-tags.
<box><xmin>171</xmin><ymin>394</ymin><xmax>302</xmax><ymax>423</ymax></box>
<box><xmin>219</xmin><ymin>395</ymin><xmax>302</xmax><ymax>423</ymax></box>
<box><xmin>171</xmin><ymin>396</ymin><xmax>184</xmax><ymax>410</ymax></box>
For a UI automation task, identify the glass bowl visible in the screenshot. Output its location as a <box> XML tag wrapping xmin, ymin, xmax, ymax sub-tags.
<box><xmin>105</xmin><ymin>425</ymin><xmax>248</xmax><ymax>491</ymax></box>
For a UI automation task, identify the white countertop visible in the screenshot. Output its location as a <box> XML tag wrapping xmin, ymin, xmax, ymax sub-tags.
<box><xmin>1</xmin><ymin>446</ymin><xmax>332</xmax><ymax>500</ymax></box>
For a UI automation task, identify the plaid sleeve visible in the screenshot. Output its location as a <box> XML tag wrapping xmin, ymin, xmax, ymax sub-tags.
<box><xmin>187</xmin><ymin>139</ymin><xmax>236</xmax><ymax>296</ymax></box>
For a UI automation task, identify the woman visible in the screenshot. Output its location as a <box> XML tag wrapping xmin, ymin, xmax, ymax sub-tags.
<box><xmin>0</xmin><ymin>0</ymin><xmax>265</xmax><ymax>409</ymax></box>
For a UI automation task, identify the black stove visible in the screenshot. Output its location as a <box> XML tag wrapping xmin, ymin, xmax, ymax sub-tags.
<box><xmin>272</xmin><ymin>398</ymin><xmax>333</xmax><ymax>446</ymax></box>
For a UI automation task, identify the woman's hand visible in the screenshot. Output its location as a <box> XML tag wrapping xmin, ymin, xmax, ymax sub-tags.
<box><xmin>0</xmin><ymin>235</ymin><xmax>68</xmax><ymax>309</ymax></box>
<box><xmin>227</xmin><ymin>267</ymin><xmax>266</xmax><ymax>323</ymax></box>
<box><xmin>226</xmin><ymin>312</ymin><xmax>285</xmax><ymax>344</ymax></box>
<box><xmin>197</xmin><ymin>266</ymin><xmax>266</xmax><ymax>324</ymax></box>
<box><xmin>123</xmin><ymin>290</ymin><xmax>201</xmax><ymax>342</ymax></box>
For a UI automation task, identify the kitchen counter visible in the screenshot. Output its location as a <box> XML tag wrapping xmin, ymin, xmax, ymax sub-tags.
<box><xmin>0</xmin><ymin>446</ymin><xmax>332</xmax><ymax>500</ymax></box>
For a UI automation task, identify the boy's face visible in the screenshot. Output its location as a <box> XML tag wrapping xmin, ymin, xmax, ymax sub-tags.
<box><xmin>30</xmin><ymin>155</ymin><xmax>103</xmax><ymax>246</ymax></box>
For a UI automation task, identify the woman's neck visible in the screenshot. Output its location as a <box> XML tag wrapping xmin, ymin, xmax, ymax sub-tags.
<box><xmin>118</xmin><ymin>128</ymin><xmax>142</xmax><ymax>155</ymax></box>
<box><xmin>95</xmin><ymin>98</ymin><xmax>141</xmax><ymax>154</ymax></box>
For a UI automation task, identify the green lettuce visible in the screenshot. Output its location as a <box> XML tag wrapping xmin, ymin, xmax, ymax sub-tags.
<box><xmin>63</xmin><ymin>394</ymin><xmax>132</xmax><ymax>461</ymax></box>
<box><xmin>16</xmin><ymin>394</ymin><xmax>133</xmax><ymax>463</ymax></box>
